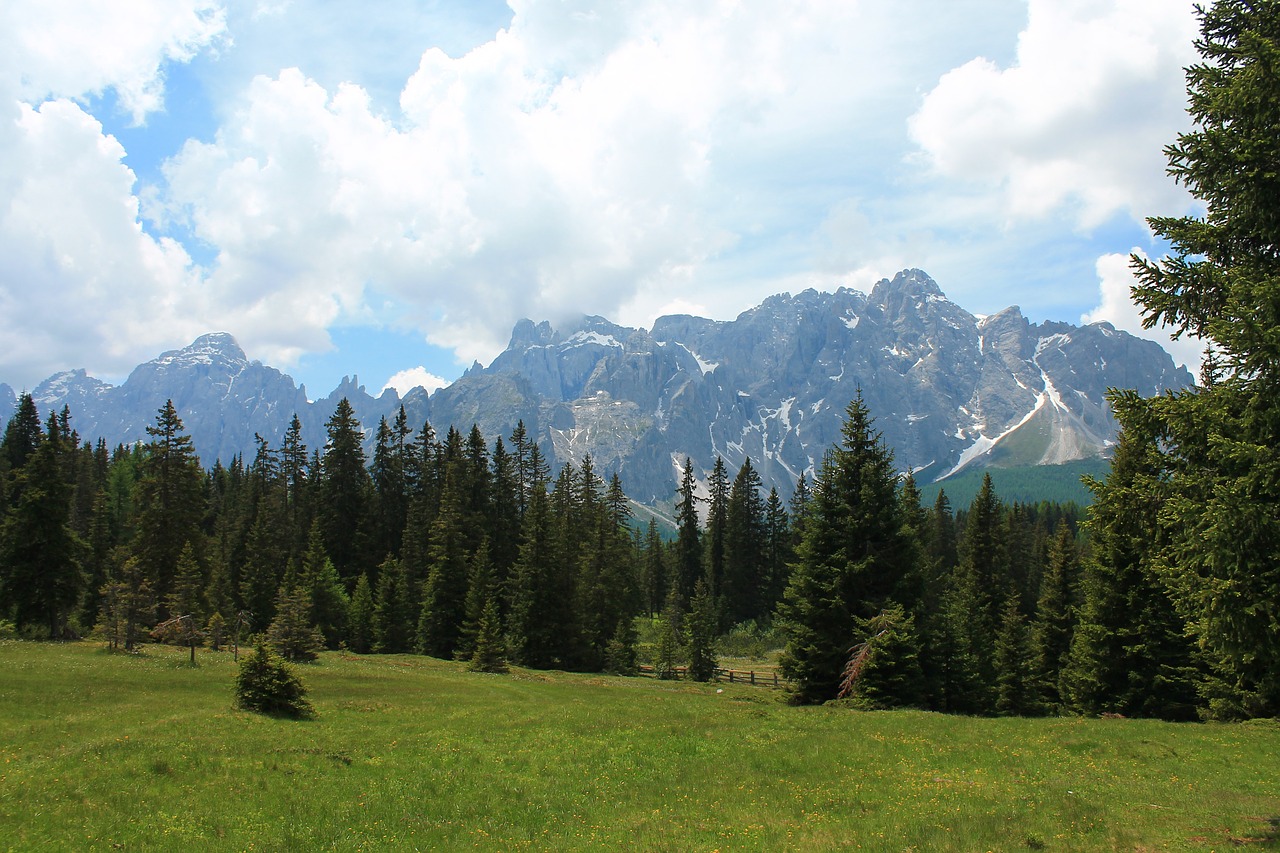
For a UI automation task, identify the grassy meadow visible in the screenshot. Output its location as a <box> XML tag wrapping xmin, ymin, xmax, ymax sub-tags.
<box><xmin>0</xmin><ymin>640</ymin><xmax>1277</xmax><ymax>851</ymax></box>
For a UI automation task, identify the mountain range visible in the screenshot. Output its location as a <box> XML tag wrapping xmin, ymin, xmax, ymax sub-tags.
<box><xmin>0</xmin><ymin>270</ymin><xmax>1193</xmax><ymax>503</ymax></box>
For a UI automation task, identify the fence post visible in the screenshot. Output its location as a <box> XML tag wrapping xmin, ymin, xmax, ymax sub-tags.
<box><xmin>750</xmin><ymin>671</ymin><xmax>755</xmax><ymax>685</ymax></box>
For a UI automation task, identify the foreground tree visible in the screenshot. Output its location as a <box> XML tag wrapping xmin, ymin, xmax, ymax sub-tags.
<box><xmin>235</xmin><ymin>643</ymin><xmax>314</xmax><ymax>718</ymax></box>
<box><xmin>0</xmin><ymin>418</ymin><xmax>83</xmax><ymax>636</ymax></box>
<box><xmin>1121</xmin><ymin>0</ymin><xmax>1280</xmax><ymax>716</ymax></box>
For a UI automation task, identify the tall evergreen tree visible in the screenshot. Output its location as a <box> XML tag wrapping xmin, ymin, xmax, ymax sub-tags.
<box><xmin>703</xmin><ymin>456</ymin><xmax>729</xmax><ymax>596</ymax></box>
<box><xmin>685</xmin><ymin>578</ymin><xmax>718</xmax><ymax>682</ymax></box>
<box><xmin>0</xmin><ymin>417</ymin><xmax>83</xmax><ymax>636</ymax></box>
<box><xmin>373</xmin><ymin>555</ymin><xmax>413</xmax><ymax>654</ymax></box>
<box><xmin>133</xmin><ymin>400</ymin><xmax>205</xmax><ymax>613</ymax></box>
<box><xmin>1028</xmin><ymin>521</ymin><xmax>1079</xmax><ymax>712</ymax></box>
<box><xmin>673</xmin><ymin>458</ymin><xmax>702</xmax><ymax>605</ymax></box>
<box><xmin>318</xmin><ymin>398</ymin><xmax>371</xmax><ymax>583</ymax></box>
<box><xmin>779</xmin><ymin>392</ymin><xmax>915</xmax><ymax>704</ymax></box>
<box><xmin>346</xmin><ymin>573</ymin><xmax>376</xmax><ymax>654</ymax></box>
<box><xmin>722</xmin><ymin>457</ymin><xmax>766</xmax><ymax>627</ymax></box>
<box><xmin>1117</xmin><ymin>0</ymin><xmax>1280</xmax><ymax>717</ymax></box>
<box><xmin>1062</xmin><ymin>428</ymin><xmax>1201</xmax><ymax>720</ymax></box>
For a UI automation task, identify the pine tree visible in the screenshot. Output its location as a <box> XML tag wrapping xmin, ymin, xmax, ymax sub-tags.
<box><xmin>779</xmin><ymin>393</ymin><xmax>915</xmax><ymax>704</ymax></box>
<box><xmin>1028</xmin><ymin>522</ymin><xmax>1079</xmax><ymax>712</ymax></box>
<box><xmin>1</xmin><ymin>393</ymin><xmax>43</xmax><ymax>479</ymax></box>
<box><xmin>1061</xmin><ymin>429</ymin><xmax>1201</xmax><ymax>720</ymax></box>
<box><xmin>267</xmin><ymin>585</ymin><xmax>324</xmax><ymax>662</ymax></box>
<box><xmin>416</xmin><ymin>474</ymin><xmax>470</xmax><ymax>659</ymax></box>
<box><xmin>165</xmin><ymin>541</ymin><xmax>206</xmax><ymax>625</ymax></box>
<box><xmin>346</xmin><ymin>573</ymin><xmax>376</xmax><ymax>654</ymax></box>
<box><xmin>133</xmin><ymin>401</ymin><xmax>205</xmax><ymax>614</ymax></box>
<box><xmin>673</xmin><ymin>458</ymin><xmax>702</xmax><ymax>605</ymax></box>
<box><xmin>722</xmin><ymin>457</ymin><xmax>766</xmax><ymax>627</ymax></box>
<box><xmin>373</xmin><ymin>556</ymin><xmax>412</xmax><ymax>654</ymax></box>
<box><xmin>685</xmin><ymin>578</ymin><xmax>718</xmax><ymax>682</ymax></box>
<box><xmin>604</xmin><ymin>617</ymin><xmax>640</xmax><ymax>676</ymax></box>
<box><xmin>235</xmin><ymin>643</ymin><xmax>313</xmax><ymax>718</ymax></box>
<box><xmin>1118</xmin><ymin>0</ymin><xmax>1280</xmax><ymax>717</ymax></box>
<box><xmin>654</xmin><ymin>588</ymin><xmax>683</xmax><ymax>680</ymax></box>
<box><xmin>319</xmin><ymin>398</ymin><xmax>371</xmax><ymax>583</ymax></box>
<box><xmin>993</xmin><ymin>592</ymin><xmax>1033</xmax><ymax>717</ymax></box>
<box><xmin>838</xmin><ymin>604</ymin><xmax>926</xmax><ymax>710</ymax></box>
<box><xmin>96</xmin><ymin>557</ymin><xmax>155</xmax><ymax>652</ymax></box>
<box><xmin>300</xmin><ymin>521</ymin><xmax>349</xmax><ymax>650</ymax></box>
<box><xmin>467</xmin><ymin>596</ymin><xmax>508</xmax><ymax>674</ymax></box>
<box><xmin>704</xmin><ymin>456</ymin><xmax>729</xmax><ymax>596</ymax></box>
<box><xmin>0</xmin><ymin>417</ymin><xmax>84</xmax><ymax>637</ymax></box>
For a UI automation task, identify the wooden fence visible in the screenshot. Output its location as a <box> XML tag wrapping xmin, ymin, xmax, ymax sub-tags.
<box><xmin>637</xmin><ymin>664</ymin><xmax>783</xmax><ymax>688</ymax></box>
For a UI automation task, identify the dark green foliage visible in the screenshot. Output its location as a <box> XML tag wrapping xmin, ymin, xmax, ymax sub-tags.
<box><xmin>838</xmin><ymin>604</ymin><xmax>926</xmax><ymax>710</ymax></box>
<box><xmin>654</xmin><ymin>591</ymin><xmax>683</xmax><ymax>681</ymax></box>
<box><xmin>95</xmin><ymin>557</ymin><xmax>155</xmax><ymax>652</ymax></box>
<box><xmin>1028</xmin><ymin>522</ymin><xmax>1079</xmax><ymax>711</ymax></box>
<box><xmin>993</xmin><ymin>593</ymin><xmax>1035</xmax><ymax>717</ymax></box>
<box><xmin>722</xmin><ymin>457</ymin><xmax>766</xmax><ymax>627</ymax></box>
<box><xmin>133</xmin><ymin>401</ymin><xmax>205</xmax><ymax>615</ymax></box>
<box><xmin>166</xmin><ymin>541</ymin><xmax>206</xmax><ymax>625</ymax></box>
<box><xmin>319</xmin><ymin>398</ymin><xmax>371</xmax><ymax>583</ymax></box>
<box><xmin>416</xmin><ymin>477</ymin><xmax>469</xmax><ymax>659</ymax></box>
<box><xmin>346</xmin><ymin>573</ymin><xmax>375</xmax><ymax>654</ymax></box>
<box><xmin>0</xmin><ymin>418</ymin><xmax>83</xmax><ymax>637</ymax></box>
<box><xmin>1061</xmin><ymin>430</ymin><xmax>1201</xmax><ymax>721</ymax></box>
<box><xmin>673</xmin><ymin>458</ymin><xmax>702</xmax><ymax>604</ymax></box>
<box><xmin>467</xmin><ymin>596</ymin><xmax>508</xmax><ymax>674</ymax></box>
<box><xmin>373</xmin><ymin>556</ymin><xmax>413</xmax><ymax>654</ymax></box>
<box><xmin>268</xmin><ymin>586</ymin><xmax>323</xmax><ymax>663</ymax></box>
<box><xmin>234</xmin><ymin>642</ymin><xmax>313</xmax><ymax>719</ymax></box>
<box><xmin>300</xmin><ymin>522</ymin><xmax>348</xmax><ymax>650</ymax></box>
<box><xmin>1116</xmin><ymin>0</ymin><xmax>1280</xmax><ymax>718</ymax></box>
<box><xmin>604</xmin><ymin>618</ymin><xmax>639</xmax><ymax>676</ymax></box>
<box><xmin>780</xmin><ymin>392</ymin><xmax>912</xmax><ymax>704</ymax></box>
<box><xmin>685</xmin><ymin>579</ymin><xmax>718</xmax><ymax>682</ymax></box>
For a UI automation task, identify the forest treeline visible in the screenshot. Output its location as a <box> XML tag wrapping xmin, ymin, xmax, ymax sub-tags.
<box><xmin>0</xmin><ymin>385</ymin><xmax>1227</xmax><ymax>720</ymax></box>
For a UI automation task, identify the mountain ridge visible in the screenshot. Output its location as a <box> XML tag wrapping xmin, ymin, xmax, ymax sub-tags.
<box><xmin>0</xmin><ymin>270</ymin><xmax>1193</xmax><ymax>503</ymax></box>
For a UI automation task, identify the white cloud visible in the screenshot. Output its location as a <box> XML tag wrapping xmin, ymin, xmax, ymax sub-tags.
<box><xmin>909</xmin><ymin>0</ymin><xmax>1199</xmax><ymax>228</ymax></box>
<box><xmin>383</xmin><ymin>366</ymin><xmax>450</xmax><ymax>397</ymax></box>
<box><xmin>0</xmin><ymin>1</ymin><xmax>228</xmax><ymax>388</ymax></box>
<box><xmin>0</xmin><ymin>0</ymin><xmax>226</xmax><ymax>122</ymax></box>
<box><xmin>1082</xmin><ymin>250</ymin><xmax>1206</xmax><ymax>375</ymax></box>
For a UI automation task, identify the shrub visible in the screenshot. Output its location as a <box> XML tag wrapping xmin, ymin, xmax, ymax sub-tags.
<box><xmin>234</xmin><ymin>643</ymin><xmax>314</xmax><ymax>719</ymax></box>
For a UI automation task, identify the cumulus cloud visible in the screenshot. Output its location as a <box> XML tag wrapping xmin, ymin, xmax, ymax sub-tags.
<box><xmin>909</xmin><ymin>0</ymin><xmax>1199</xmax><ymax>228</ymax></box>
<box><xmin>1082</xmin><ymin>250</ymin><xmax>1206</xmax><ymax>374</ymax></box>
<box><xmin>382</xmin><ymin>366</ymin><xmax>451</xmax><ymax>397</ymax></box>
<box><xmin>0</xmin><ymin>0</ymin><xmax>226</xmax><ymax>122</ymax></box>
<box><xmin>158</xmin><ymin>0</ymin><xmax>892</xmax><ymax>369</ymax></box>
<box><xmin>0</xmin><ymin>1</ymin><xmax>226</xmax><ymax>387</ymax></box>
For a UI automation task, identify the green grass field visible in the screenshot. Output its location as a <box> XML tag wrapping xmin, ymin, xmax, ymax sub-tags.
<box><xmin>1</xmin><ymin>641</ymin><xmax>1276</xmax><ymax>851</ymax></box>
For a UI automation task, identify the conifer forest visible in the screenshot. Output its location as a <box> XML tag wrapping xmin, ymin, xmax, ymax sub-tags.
<box><xmin>3</xmin><ymin>1</ymin><xmax>1280</xmax><ymax>724</ymax></box>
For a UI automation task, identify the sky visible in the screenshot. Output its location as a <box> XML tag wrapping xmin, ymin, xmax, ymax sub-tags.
<box><xmin>0</xmin><ymin>0</ymin><xmax>1208</xmax><ymax>399</ymax></box>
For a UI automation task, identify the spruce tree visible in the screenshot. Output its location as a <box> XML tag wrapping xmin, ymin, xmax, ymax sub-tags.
<box><xmin>779</xmin><ymin>393</ymin><xmax>914</xmax><ymax>704</ymax></box>
<box><xmin>0</xmin><ymin>417</ymin><xmax>83</xmax><ymax>637</ymax></box>
<box><xmin>133</xmin><ymin>400</ymin><xmax>205</xmax><ymax>614</ymax></box>
<box><xmin>267</xmin><ymin>585</ymin><xmax>324</xmax><ymax>662</ymax></box>
<box><xmin>673</xmin><ymin>458</ymin><xmax>702</xmax><ymax>604</ymax></box>
<box><xmin>838</xmin><ymin>604</ymin><xmax>927</xmax><ymax>710</ymax></box>
<box><xmin>346</xmin><ymin>573</ymin><xmax>376</xmax><ymax>654</ymax></box>
<box><xmin>318</xmin><ymin>398</ymin><xmax>371</xmax><ymax>583</ymax></box>
<box><xmin>373</xmin><ymin>555</ymin><xmax>412</xmax><ymax>654</ymax></box>
<box><xmin>1118</xmin><ymin>0</ymin><xmax>1280</xmax><ymax>717</ymax></box>
<box><xmin>685</xmin><ymin>578</ymin><xmax>718</xmax><ymax>682</ymax></box>
<box><xmin>1028</xmin><ymin>522</ymin><xmax>1079</xmax><ymax>712</ymax></box>
<box><xmin>468</xmin><ymin>596</ymin><xmax>508</xmax><ymax>674</ymax></box>
<box><xmin>993</xmin><ymin>592</ymin><xmax>1033</xmax><ymax>717</ymax></box>
<box><xmin>1062</xmin><ymin>429</ymin><xmax>1201</xmax><ymax>720</ymax></box>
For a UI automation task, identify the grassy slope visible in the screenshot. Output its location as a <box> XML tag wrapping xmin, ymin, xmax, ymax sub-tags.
<box><xmin>1</xmin><ymin>641</ymin><xmax>1276</xmax><ymax>852</ymax></box>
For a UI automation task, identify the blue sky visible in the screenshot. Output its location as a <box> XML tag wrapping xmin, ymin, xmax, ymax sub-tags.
<box><xmin>0</xmin><ymin>0</ymin><xmax>1205</xmax><ymax>398</ymax></box>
